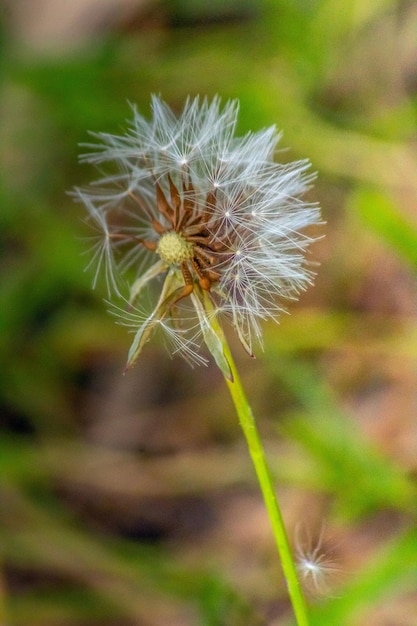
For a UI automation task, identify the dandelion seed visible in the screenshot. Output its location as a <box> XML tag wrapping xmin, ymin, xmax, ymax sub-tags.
<box><xmin>74</xmin><ymin>95</ymin><xmax>321</xmax><ymax>371</ymax></box>
<box><xmin>295</xmin><ymin>525</ymin><xmax>340</xmax><ymax>597</ymax></box>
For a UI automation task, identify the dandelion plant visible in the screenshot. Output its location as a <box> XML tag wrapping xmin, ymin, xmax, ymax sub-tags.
<box><xmin>75</xmin><ymin>96</ymin><xmax>321</xmax><ymax>625</ymax></box>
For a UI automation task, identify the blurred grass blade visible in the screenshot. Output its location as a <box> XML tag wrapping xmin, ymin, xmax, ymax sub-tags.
<box><xmin>265</xmin><ymin>355</ymin><xmax>416</xmax><ymax>517</ymax></box>
<box><xmin>350</xmin><ymin>188</ymin><xmax>417</xmax><ymax>269</ymax></box>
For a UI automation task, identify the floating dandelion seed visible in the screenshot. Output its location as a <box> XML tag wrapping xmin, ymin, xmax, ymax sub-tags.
<box><xmin>295</xmin><ymin>525</ymin><xmax>340</xmax><ymax>597</ymax></box>
<box><xmin>74</xmin><ymin>96</ymin><xmax>321</xmax><ymax>373</ymax></box>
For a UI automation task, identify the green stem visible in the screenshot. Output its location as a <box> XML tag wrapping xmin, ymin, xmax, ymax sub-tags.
<box><xmin>206</xmin><ymin>311</ymin><xmax>309</xmax><ymax>625</ymax></box>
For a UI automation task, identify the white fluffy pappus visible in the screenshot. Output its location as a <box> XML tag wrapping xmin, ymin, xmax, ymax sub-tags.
<box><xmin>74</xmin><ymin>95</ymin><xmax>321</xmax><ymax>371</ymax></box>
<box><xmin>295</xmin><ymin>525</ymin><xmax>341</xmax><ymax>597</ymax></box>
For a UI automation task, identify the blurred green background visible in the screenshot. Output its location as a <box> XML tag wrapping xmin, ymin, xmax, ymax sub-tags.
<box><xmin>1</xmin><ymin>1</ymin><xmax>417</xmax><ymax>624</ymax></box>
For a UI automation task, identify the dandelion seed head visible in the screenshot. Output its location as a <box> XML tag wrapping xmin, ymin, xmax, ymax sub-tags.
<box><xmin>74</xmin><ymin>95</ymin><xmax>322</xmax><ymax>368</ymax></box>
